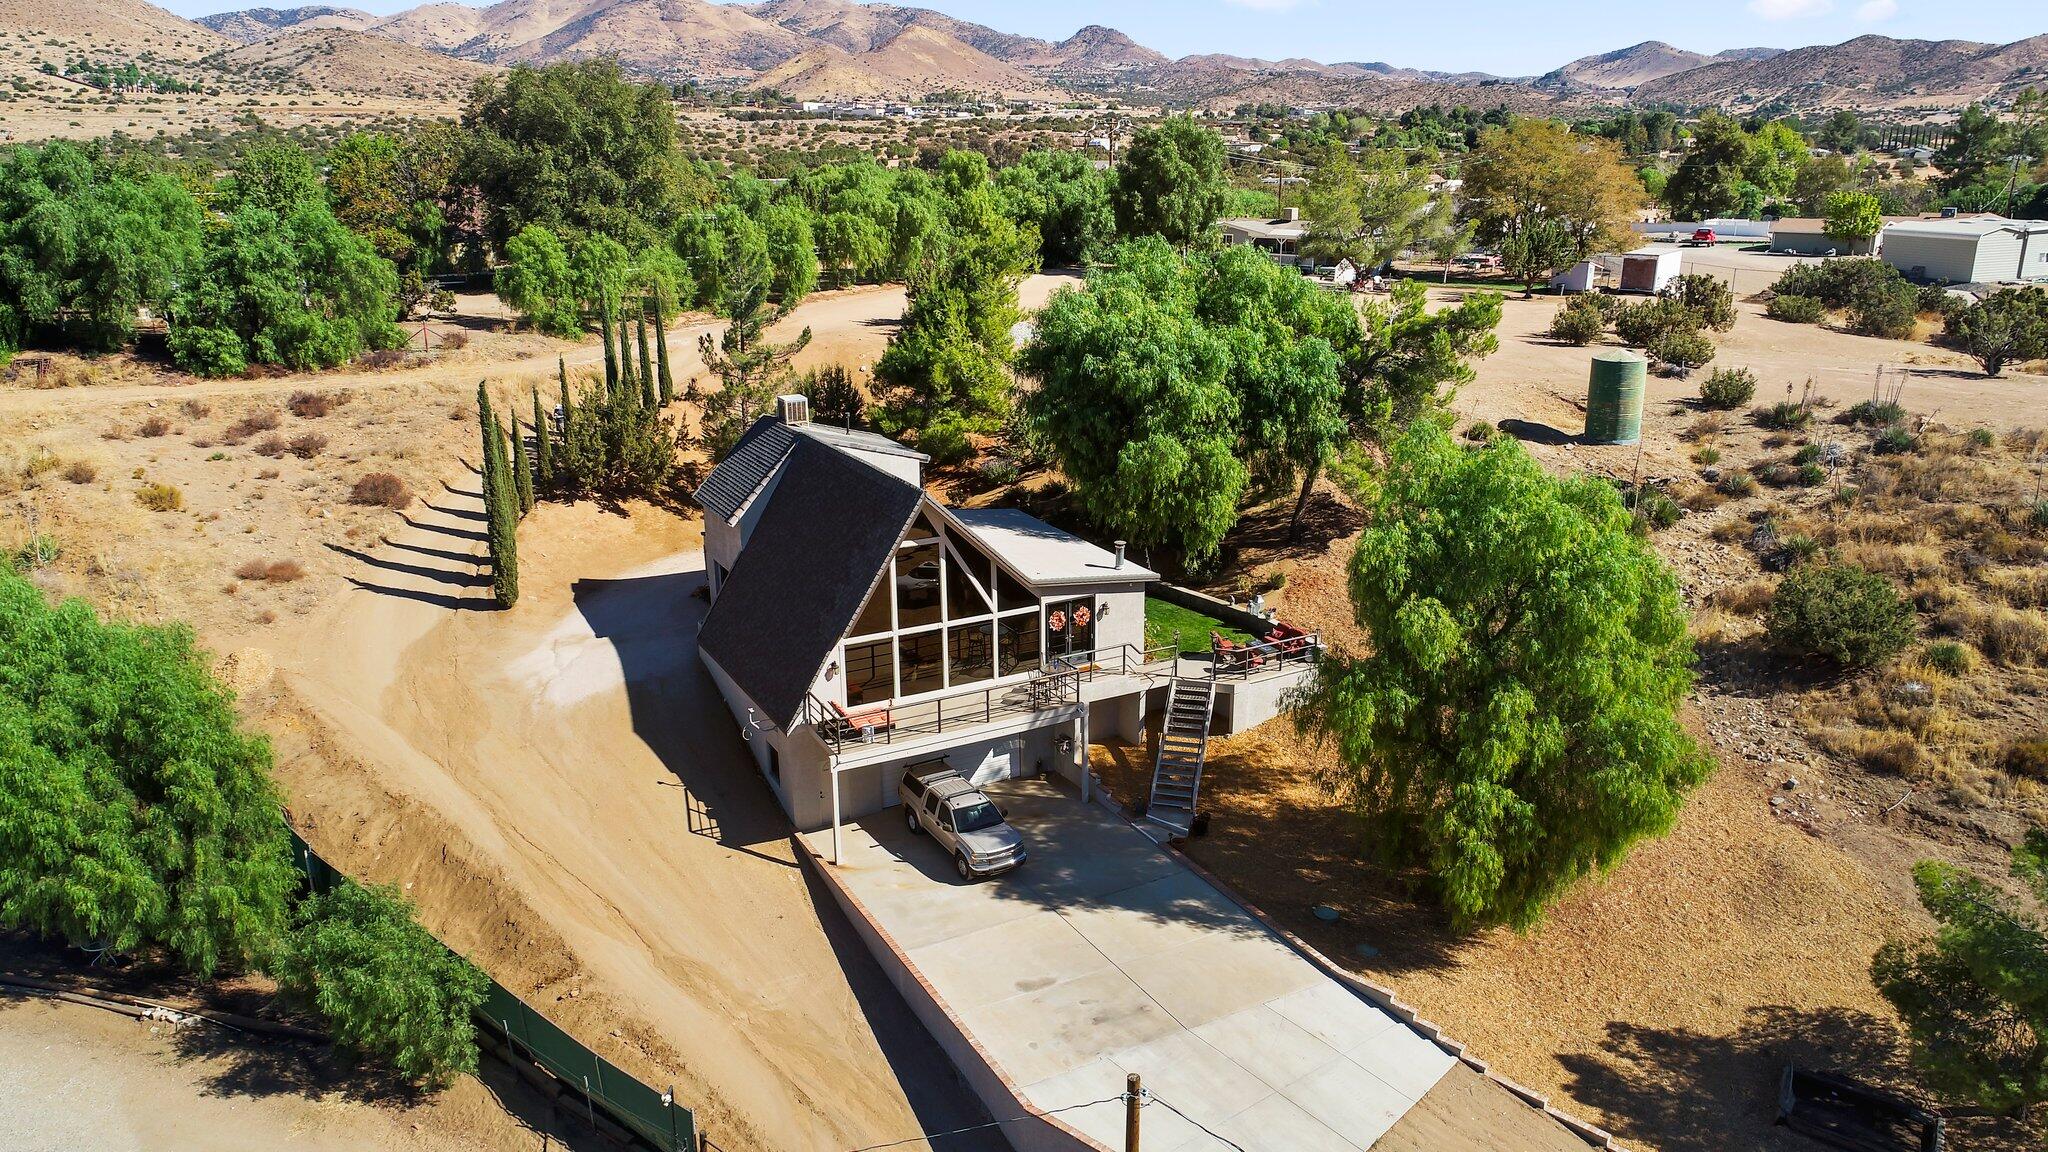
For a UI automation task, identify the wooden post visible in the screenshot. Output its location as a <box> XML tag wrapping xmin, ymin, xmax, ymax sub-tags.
<box><xmin>1125</xmin><ymin>1072</ymin><xmax>1141</xmax><ymax>1152</ymax></box>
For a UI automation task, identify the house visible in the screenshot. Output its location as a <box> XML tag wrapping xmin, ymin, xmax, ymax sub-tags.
<box><xmin>1880</xmin><ymin>215</ymin><xmax>2048</xmax><ymax>285</ymax></box>
<box><xmin>1769</xmin><ymin>217</ymin><xmax>1880</xmax><ymax>257</ymax></box>
<box><xmin>1218</xmin><ymin>208</ymin><xmax>1308</xmax><ymax>266</ymax></box>
<box><xmin>693</xmin><ymin>399</ymin><xmax>1319</xmax><ymax>858</ymax></box>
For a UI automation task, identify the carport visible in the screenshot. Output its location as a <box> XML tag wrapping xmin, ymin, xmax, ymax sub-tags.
<box><xmin>798</xmin><ymin>777</ymin><xmax>1460</xmax><ymax>1151</ymax></box>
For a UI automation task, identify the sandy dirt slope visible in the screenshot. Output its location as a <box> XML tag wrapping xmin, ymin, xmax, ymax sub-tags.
<box><xmin>250</xmin><ymin>481</ymin><xmax>997</xmax><ymax>1151</ymax></box>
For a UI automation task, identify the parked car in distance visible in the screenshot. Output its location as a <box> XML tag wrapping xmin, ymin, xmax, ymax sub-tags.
<box><xmin>900</xmin><ymin>761</ymin><xmax>1026</xmax><ymax>881</ymax></box>
<box><xmin>1455</xmin><ymin>252</ymin><xmax>1503</xmax><ymax>270</ymax></box>
<box><xmin>1687</xmin><ymin>228</ymin><xmax>1718</xmax><ymax>246</ymax></box>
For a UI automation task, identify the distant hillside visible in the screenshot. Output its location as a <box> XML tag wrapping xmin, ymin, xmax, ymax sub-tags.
<box><xmin>363</xmin><ymin>1</ymin><xmax>488</xmax><ymax>54</ymax></box>
<box><xmin>1632</xmin><ymin>33</ymin><xmax>2048</xmax><ymax>111</ymax></box>
<box><xmin>750</xmin><ymin>23</ymin><xmax>1065</xmax><ymax>101</ymax></box>
<box><xmin>202</xmin><ymin>25</ymin><xmax>493</xmax><ymax>94</ymax></box>
<box><xmin>197</xmin><ymin>5</ymin><xmax>376</xmax><ymax>43</ymax></box>
<box><xmin>1542</xmin><ymin>42</ymin><xmax>1711</xmax><ymax>90</ymax></box>
<box><xmin>0</xmin><ymin>0</ymin><xmax>231</xmax><ymax>61</ymax></box>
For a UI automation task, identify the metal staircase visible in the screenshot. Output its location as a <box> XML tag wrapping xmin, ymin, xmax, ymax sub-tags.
<box><xmin>1146</xmin><ymin>674</ymin><xmax>1216</xmax><ymax>835</ymax></box>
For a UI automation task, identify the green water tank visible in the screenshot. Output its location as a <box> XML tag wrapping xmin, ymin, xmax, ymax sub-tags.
<box><xmin>1585</xmin><ymin>349</ymin><xmax>1647</xmax><ymax>445</ymax></box>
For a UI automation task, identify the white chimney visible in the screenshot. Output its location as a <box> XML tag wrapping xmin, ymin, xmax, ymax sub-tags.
<box><xmin>776</xmin><ymin>394</ymin><xmax>810</xmax><ymax>424</ymax></box>
<box><xmin>1113</xmin><ymin>540</ymin><xmax>1126</xmax><ymax>569</ymax></box>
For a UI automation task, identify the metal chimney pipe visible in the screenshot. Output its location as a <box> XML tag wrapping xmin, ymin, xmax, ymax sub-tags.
<box><xmin>1113</xmin><ymin>540</ymin><xmax>1126</xmax><ymax>569</ymax></box>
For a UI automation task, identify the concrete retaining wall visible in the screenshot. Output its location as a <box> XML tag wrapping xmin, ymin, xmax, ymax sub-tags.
<box><xmin>791</xmin><ymin>834</ymin><xmax>1107</xmax><ymax>1152</ymax></box>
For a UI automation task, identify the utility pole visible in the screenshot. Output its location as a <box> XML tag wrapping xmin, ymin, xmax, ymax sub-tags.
<box><xmin>1125</xmin><ymin>1073</ymin><xmax>1142</xmax><ymax>1152</ymax></box>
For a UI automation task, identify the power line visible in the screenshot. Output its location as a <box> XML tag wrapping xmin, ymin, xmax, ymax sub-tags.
<box><xmin>840</xmin><ymin>1094</ymin><xmax>1128</xmax><ymax>1152</ymax></box>
<box><xmin>1144</xmin><ymin>1092</ymin><xmax>1252</xmax><ymax>1152</ymax></box>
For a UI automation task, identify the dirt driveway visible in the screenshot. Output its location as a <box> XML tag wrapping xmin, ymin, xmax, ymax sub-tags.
<box><xmin>253</xmin><ymin>484</ymin><xmax>1000</xmax><ymax>1152</ymax></box>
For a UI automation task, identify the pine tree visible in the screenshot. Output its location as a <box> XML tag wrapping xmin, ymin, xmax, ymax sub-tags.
<box><xmin>653</xmin><ymin>297</ymin><xmax>675</xmax><ymax>406</ymax></box>
<box><xmin>532</xmin><ymin>384</ymin><xmax>555</xmax><ymax>490</ymax></box>
<box><xmin>512</xmin><ymin>412</ymin><xmax>535</xmax><ymax>516</ymax></box>
<box><xmin>697</xmin><ymin>255</ymin><xmax>810</xmax><ymax>459</ymax></box>
<box><xmin>599</xmin><ymin>301</ymin><xmax>618</xmax><ymax>393</ymax></box>
<box><xmin>636</xmin><ymin>301</ymin><xmax>656</xmax><ymax>410</ymax></box>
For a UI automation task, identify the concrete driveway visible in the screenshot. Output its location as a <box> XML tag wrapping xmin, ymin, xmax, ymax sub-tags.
<box><xmin>803</xmin><ymin>777</ymin><xmax>1461</xmax><ymax>1151</ymax></box>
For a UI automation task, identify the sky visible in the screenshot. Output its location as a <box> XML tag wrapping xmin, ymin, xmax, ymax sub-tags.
<box><xmin>155</xmin><ymin>0</ymin><xmax>2045</xmax><ymax>76</ymax></box>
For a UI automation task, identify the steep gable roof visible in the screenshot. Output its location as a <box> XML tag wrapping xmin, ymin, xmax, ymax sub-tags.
<box><xmin>694</xmin><ymin>417</ymin><xmax>798</xmax><ymax>524</ymax></box>
<box><xmin>697</xmin><ymin>437</ymin><xmax>923</xmax><ymax>730</ymax></box>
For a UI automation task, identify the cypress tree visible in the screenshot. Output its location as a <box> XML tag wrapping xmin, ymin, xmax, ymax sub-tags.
<box><xmin>599</xmin><ymin>300</ymin><xmax>618</xmax><ymax>393</ymax></box>
<box><xmin>636</xmin><ymin>301</ymin><xmax>655</xmax><ymax>410</ymax></box>
<box><xmin>532</xmin><ymin>384</ymin><xmax>554</xmax><ymax>490</ymax></box>
<box><xmin>478</xmin><ymin>382</ymin><xmax>518</xmax><ymax>609</ymax></box>
<box><xmin>653</xmin><ymin>296</ymin><xmax>675</xmax><ymax>406</ymax></box>
<box><xmin>617</xmin><ymin>306</ymin><xmax>638</xmax><ymax>398</ymax></box>
<box><xmin>512</xmin><ymin>412</ymin><xmax>535</xmax><ymax>516</ymax></box>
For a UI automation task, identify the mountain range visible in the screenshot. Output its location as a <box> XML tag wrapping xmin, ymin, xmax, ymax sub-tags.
<box><xmin>22</xmin><ymin>0</ymin><xmax>2045</xmax><ymax>111</ymax></box>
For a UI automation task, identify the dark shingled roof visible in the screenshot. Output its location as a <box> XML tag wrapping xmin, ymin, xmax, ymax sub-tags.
<box><xmin>693</xmin><ymin>417</ymin><xmax>797</xmax><ymax>524</ymax></box>
<box><xmin>697</xmin><ymin>437</ymin><xmax>923</xmax><ymax>731</ymax></box>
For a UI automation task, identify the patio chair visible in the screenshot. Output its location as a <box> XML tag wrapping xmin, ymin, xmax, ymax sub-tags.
<box><xmin>832</xmin><ymin>700</ymin><xmax>893</xmax><ymax>737</ymax></box>
<box><xmin>1211</xmin><ymin>632</ymin><xmax>1264</xmax><ymax>673</ymax></box>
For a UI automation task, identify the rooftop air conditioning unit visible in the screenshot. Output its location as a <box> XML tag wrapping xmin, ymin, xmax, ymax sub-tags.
<box><xmin>776</xmin><ymin>394</ymin><xmax>810</xmax><ymax>425</ymax></box>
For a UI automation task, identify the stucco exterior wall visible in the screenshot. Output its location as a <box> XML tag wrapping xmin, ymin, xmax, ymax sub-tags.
<box><xmin>1884</xmin><ymin>231</ymin><xmax>1983</xmax><ymax>284</ymax></box>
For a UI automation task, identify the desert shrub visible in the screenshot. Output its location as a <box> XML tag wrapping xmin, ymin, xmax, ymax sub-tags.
<box><xmin>1771</xmin><ymin>258</ymin><xmax>1906</xmax><ymax>313</ymax></box>
<box><xmin>61</xmin><ymin>460</ymin><xmax>95</xmax><ymax>484</ymax></box>
<box><xmin>254</xmin><ymin>434</ymin><xmax>288</xmax><ymax>458</ymax></box>
<box><xmin>1766</xmin><ymin>563</ymin><xmax>1914</xmax><ymax>668</ymax></box>
<box><xmin>1922</xmin><ymin>641</ymin><xmax>1979</xmax><ymax>677</ymax></box>
<box><xmin>1548</xmin><ymin>299</ymin><xmax>1606</xmax><ymax>345</ymax></box>
<box><xmin>1967</xmin><ymin>427</ymin><xmax>1996</xmax><ymax>450</ymax></box>
<box><xmin>1798</xmin><ymin>462</ymin><xmax>1829</xmax><ymax>486</ymax></box>
<box><xmin>1843</xmin><ymin>399</ymin><xmax>1906</xmax><ymax>426</ymax></box>
<box><xmin>135</xmin><ymin>482</ymin><xmax>183</xmax><ymax>511</ymax></box>
<box><xmin>439</xmin><ymin>330</ymin><xmax>468</xmax><ymax>351</ymax></box>
<box><xmin>137</xmin><ymin>415</ymin><xmax>170</xmax><ymax>437</ymax></box>
<box><xmin>1666</xmin><ymin>274</ymin><xmax>1737</xmax><ymax>331</ymax></box>
<box><xmin>287</xmin><ymin>390</ymin><xmax>332</xmax><ymax>418</ymax></box>
<box><xmin>1716</xmin><ymin>579</ymin><xmax>1778</xmax><ymax>615</ymax></box>
<box><xmin>2003</xmin><ymin>738</ymin><xmax>2048</xmax><ymax>779</ymax></box>
<box><xmin>1463</xmin><ymin>420</ymin><xmax>1496</xmax><ymax>443</ymax></box>
<box><xmin>1766</xmin><ymin>294</ymin><xmax>1825</xmax><ymax>324</ymax></box>
<box><xmin>234</xmin><ymin>559</ymin><xmax>304</xmax><ymax>582</ymax></box>
<box><xmin>1613</xmin><ymin>297</ymin><xmax>1698</xmax><ymax>347</ymax></box>
<box><xmin>179</xmin><ymin>399</ymin><xmax>211</xmax><ymax>419</ymax></box>
<box><xmin>1941</xmin><ymin>603</ymin><xmax>2048</xmax><ymax>667</ymax></box>
<box><xmin>274</xmin><ymin>884</ymin><xmax>487</xmax><ymax>1087</ymax></box>
<box><xmin>1916</xmin><ymin>284</ymin><xmax>1967</xmax><ymax>321</ymax></box>
<box><xmin>1648</xmin><ymin>328</ymin><xmax>1715</xmax><ymax>375</ymax></box>
<box><xmin>1944</xmin><ymin>286</ymin><xmax>2048</xmax><ymax>376</ymax></box>
<box><xmin>225</xmin><ymin>410</ymin><xmax>281</xmax><ymax>442</ymax></box>
<box><xmin>1873</xmin><ymin>426</ymin><xmax>1919</xmax><ymax>455</ymax></box>
<box><xmin>1628</xmin><ymin>487</ymin><xmax>1683</xmax><ymax>532</ymax></box>
<box><xmin>349</xmin><ymin>473</ymin><xmax>412</xmax><ymax>509</ymax></box>
<box><xmin>288</xmin><ymin>433</ymin><xmax>327</xmax><ymax>459</ymax></box>
<box><xmin>1850</xmin><ymin>289</ymin><xmax>1919</xmax><ymax>339</ymax></box>
<box><xmin>1755</xmin><ymin>401</ymin><xmax>1813</xmax><ymax>430</ymax></box>
<box><xmin>1694</xmin><ymin>445</ymin><xmax>1722</xmax><ymax>465</ymax></box>
<box><xmin>360</xmin><ymin>349</ymin><xmax>407</xmax><ymax>370</ymax></box>
<box><xmin>1717</xmin><ymin>470</ymin><xmax>1759</xmax><ymax>498</ymax></box>
<box><xmin>1698</xmin><ymin>367</ymin><xmax>1757</xmax><ymax>410</ymax></box>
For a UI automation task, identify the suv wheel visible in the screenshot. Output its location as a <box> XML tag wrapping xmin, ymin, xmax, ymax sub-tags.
<box><xmin>906</xmin><ymin>807</ymin><xmax>922</xmax><ymax>834</ymax></box>
<box><xmin>955</xmin><ymin>852</ymin><xmax>974</xmax><ymax>882</ymax></box>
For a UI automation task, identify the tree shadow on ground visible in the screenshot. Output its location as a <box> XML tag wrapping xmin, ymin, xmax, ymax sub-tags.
<box><xmin>1220</xmin><ymin>487</ymin><xmax>1366</xmax><ymax>564</ymax></box>
<box><xmin>1498</xmin><ymin>418</ymin><xmax>1581</xmax><ymax>446</ymax></box>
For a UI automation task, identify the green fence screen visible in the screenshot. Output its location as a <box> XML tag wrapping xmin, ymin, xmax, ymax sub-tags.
<box><xmin>287</xmin><ymin>828</ymin><xmax>696</xmax><ymax>1151</ymax></box>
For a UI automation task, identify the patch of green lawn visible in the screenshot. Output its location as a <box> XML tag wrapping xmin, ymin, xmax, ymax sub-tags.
<box><xmin>1144</xmin><ymin>596</ymin><xmax>1253</xmax><ymax>655</ymax></box>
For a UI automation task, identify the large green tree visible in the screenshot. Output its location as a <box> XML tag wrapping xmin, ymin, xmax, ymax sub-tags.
<box><xmin>1873</xmin><ymin>831</ymin><xmax>2048</xmax><ymax>1119</ymax></box>
<box><xmin>0</xmin><ymin>567</ymin><xmax>296</xmax><ymax>975</ymax></box>
<box><xmin>1461</xmin><ymin>119</ymin><xmax>1641</xmax><ymax>290</ymax></box>
<box><xmin>1294</xmin><ymin>425</ymin><xmax>1710</xmax><ymax>929</ymax></box>
<box><xmin>170</xmin><ymin>201</ymin><xmax>404</xmax><ymax>377</ymax></box>
<box><xmin>1663</xmin><ymin>112</ymin><xmax>1754</xmax><ymax>220</ymax></box>
<box><xmin>496</xmin><ymin>224</ymin><xmax>581</xmax><ymax>337</ymax></box>
<box><xmin>1301</xmin><ymin>143</ymin><xmax>1450</xmax><ymax>271</ymax></box>
<box><xmin>0</xmin><ymin>142</ymin><xmax>203</xmax><ymax>352</ymax></box>
<box><xmin>994</xmin><ymin>149</ymin><xmax>1114</xmax><ymax>265</ymax></box>
<box><xmin>1021</xmin><ymin>240</ymin><xmax>1246</xmax><ymax>566</ymax></box>
<box><xmin>461</xmin><ymin>60</ymin><xmax>708</xmax><ymax>251</ymax></box>
<box><xmin>1112</xmin><ymin>116</ymin><xmax>1229</xmax><ymax>247</ymax></box>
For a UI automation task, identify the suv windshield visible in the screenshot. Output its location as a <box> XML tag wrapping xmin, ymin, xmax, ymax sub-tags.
<box><xmin>952</xmin><ymin>799</ymin><xmax>1004</xmax><ymax>834</ymax></box>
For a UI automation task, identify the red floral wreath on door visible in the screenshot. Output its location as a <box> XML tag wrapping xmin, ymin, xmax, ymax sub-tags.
<box><xmin>1048</xmin><ymin>610</ymin><xmax>1067</xmax><ymax>633</ymax></box>
<box><xmin>1072</xmin><ymin>605</ymin><xmax>1092</xmax><ymax>629</ymax></box>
